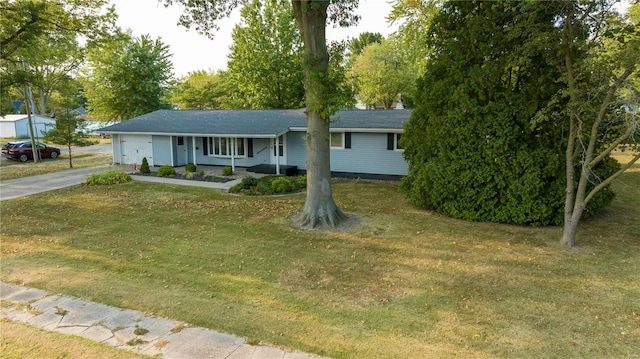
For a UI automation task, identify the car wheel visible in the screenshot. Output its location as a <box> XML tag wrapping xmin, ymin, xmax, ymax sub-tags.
<box><xmin>19</xmin><ymin>154</ymin><xmax>28</xmax><ymax>162</ymax></box>
<box><xmin>50</xmin><ymin>151</ymin><xmax>58</xmax><ymax>159</ymax></box>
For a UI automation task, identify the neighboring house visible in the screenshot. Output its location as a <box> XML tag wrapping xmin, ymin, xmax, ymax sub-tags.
<box><xmin>100</xmin><ymin>109</ymin><xmax>410</xmax><ymax>179</ymax></box>
<box><xmin>0</xmin><ymin>114</ymin><xmax>56</xmax><ymax>138</ymax></box>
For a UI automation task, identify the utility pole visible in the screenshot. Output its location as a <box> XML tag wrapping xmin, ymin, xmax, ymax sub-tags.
<box><xmin>22</xmin><ymin>60</ymin><xmax>39</xmax><ymax>163</ymax></box>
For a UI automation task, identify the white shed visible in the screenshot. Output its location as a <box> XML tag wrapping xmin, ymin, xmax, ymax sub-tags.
<box><xmin>0</xmin><ymin>114</ymin><xmax>56</xmax><ymax>138</ymax></box>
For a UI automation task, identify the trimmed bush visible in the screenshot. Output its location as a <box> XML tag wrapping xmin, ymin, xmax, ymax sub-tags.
<box><xmin>292</xmin><ymin>175</ymin><xmax>307</xmax><ymax>189</ymax></box>
<box><xmin>229</xmin><ymin>175</ymin><xmax>305</xmax><ymax>195</ymax></box>
<box><xmin>140</xmin><ymin>157</ymin><xmax>150</xmax><ymax>174</ymax></box>
<box><xmin>185</xmin><ymin>164</ymin><xmax>197</xmax><ymax>173</ymax></box>
<box><xmin>222</xmin><ymin>166</ymin><xmax>233</xmax><ymax>176</ymax></box>
<box><xmin>271</xmin><ymin>177</ymin><xmax>295</xmax><ymax>194</ymax></box>
<box><xmin>157</xmin><ymin>166</ymin><xmax>176</xmax><ymax>177</ymax></box>
<box><xmin>85</xmin><ymin>171</ymin><xmax>132</xmax><ymax>185</ymax></box>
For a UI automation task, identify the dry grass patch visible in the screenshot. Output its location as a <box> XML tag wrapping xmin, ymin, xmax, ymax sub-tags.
<box><xmin>1</xmin><ymin>168</ymin><xmax>639</xmax><ymax>358</ymax></box>
<box><xmin>0</xmin><ymin>320</ymin><xmax>149</xmax><ymax>358</ymax></box>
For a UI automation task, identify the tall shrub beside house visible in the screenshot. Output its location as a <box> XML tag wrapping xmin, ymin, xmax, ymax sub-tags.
<box><xmin>400</xmin><ymin>0</ymin><xmax>617</xmax><ymax>226</ymax></box>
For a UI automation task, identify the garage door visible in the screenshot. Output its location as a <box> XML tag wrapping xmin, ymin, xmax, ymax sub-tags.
<box><xmin>120</xmin><ymin>135</ymin><xmax>153</xmax><ymax>166</ymax></box>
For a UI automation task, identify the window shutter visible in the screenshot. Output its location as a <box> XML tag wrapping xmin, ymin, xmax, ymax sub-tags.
<box><xmin>203</xmin><ymin>137</ymin><xmax>208</xmax><ymax>155</ymax></box>
<box><xmin>345</xmin><ymin>132</ymin><xmax>351</xmax><ymax>149</ymax></box>
<box><xmin>248</xmin><ymin>138</ymin><xmax>253</xmax><ymax>157</ymax></box>
<box><xmin>387</xmin><ymin>133</ymin><xmax>394</xmax><ymax>150</ymax></box>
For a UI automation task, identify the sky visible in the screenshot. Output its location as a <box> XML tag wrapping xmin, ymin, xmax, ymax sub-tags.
<box><xmin>110</xmin><ymin>0</ymin><xmax>399</xmax><ymax>78</ymax></box>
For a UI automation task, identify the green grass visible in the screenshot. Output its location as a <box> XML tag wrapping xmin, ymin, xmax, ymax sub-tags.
<box><xmin>0</xmin><ymin>159</ymin><xmax>638</xmax><ymax>358</ymax></box>
<box><xmin>0</xmin><ymin>154</ymin><xmax>113</xmax><ymax>180</ymax></box>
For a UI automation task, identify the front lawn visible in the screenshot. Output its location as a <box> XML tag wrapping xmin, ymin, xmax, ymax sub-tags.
<box><xmin>1</xmin><ymin>160</ymin><xmax>638</xmax><ymax>358</ymax></box>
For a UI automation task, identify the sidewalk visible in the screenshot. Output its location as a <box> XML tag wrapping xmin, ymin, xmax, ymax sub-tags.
<box><xmin>0</xmin><ymin>282</ymin><xmax>323</xmax><ymax>359</ymax></box>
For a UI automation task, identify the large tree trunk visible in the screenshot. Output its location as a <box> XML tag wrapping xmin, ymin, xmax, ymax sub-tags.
<box><xmin>292</xmin><ymin>0</ymin><xmax>348</xmax><ymax>229</ymax></box>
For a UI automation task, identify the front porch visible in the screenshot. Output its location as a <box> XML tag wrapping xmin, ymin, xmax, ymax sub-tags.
<box><xmin>247</xmin><ymin>164</ymin><xmax>298</xmax><ymax>176</ymax></box>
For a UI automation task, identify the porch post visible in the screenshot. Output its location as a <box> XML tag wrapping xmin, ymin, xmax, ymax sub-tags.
<box><xmin>276</xmin><ymin>136</ymin><xmax>281</xmax><ymax>175</ymax></box>
<box><xmin>192</xmin><ymin>136</ymin><xmax>197</xmax><ymax>165</ymax></box>
<box><xmin>230</xmin><ymin>137</ymin><xmax>236</xmax><ymax>172</ymax></box>
<box><xmin>170</xmin><ymin>136</ymin><xmax>175</xmax><ymax>166</ymax></box>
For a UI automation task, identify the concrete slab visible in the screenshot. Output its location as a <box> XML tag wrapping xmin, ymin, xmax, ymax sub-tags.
<box><xmin>57</xmin><ymin>298</ymin><xmax>121</xmax><ymax>327</ymax></box>
<box><xmin>161</xmin><ymin>327</ymin><xmax>244</xmax><ymax>359</ymax></box>
<box><xmin>80</xmin><ymin>324</ymin><xmax>115</xmax><ymax>343</ymax></box>
<box><xmin>226</xmin><ymin>345</ymin><xmax>257</xmax><ymax>359</ymax></box>
<box><xmin>251</xmin><ymin>346</ymin><xmax>288</xmax><ymax>359</ymax></box>
<box><xmin>0</xmin><ymin>283</ymin><xmax>48</xmax><ymax>302</ymax></box>
<box><xmin>29</xmin><ymin>294</ymin><xmax>74</xmax><ymax>313</ymax></box>
<box><xmin>26</xmin><ymin>309</ymin><xmax>64</xmax><ymax>329</ymax></box>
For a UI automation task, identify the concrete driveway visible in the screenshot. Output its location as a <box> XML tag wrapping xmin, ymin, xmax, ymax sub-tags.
<box><xmin>0</xmin><ymin>166</ymin><xmax>113</xmax><ymax>201</ymax></box>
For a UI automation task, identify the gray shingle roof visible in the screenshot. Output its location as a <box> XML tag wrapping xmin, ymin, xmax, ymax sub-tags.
<box><xmin>100</xmin><ymin>109</ymin><xmax>411</xmax><ymax>137</ymax></box>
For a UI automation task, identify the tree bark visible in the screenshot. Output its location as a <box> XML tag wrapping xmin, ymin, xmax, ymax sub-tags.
<box><xmin>291</xmin><ymin>0</ymin><xmax>348</xmax><ymax>229</ymax></box>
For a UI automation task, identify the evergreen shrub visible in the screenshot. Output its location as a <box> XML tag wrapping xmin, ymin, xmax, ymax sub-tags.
<box><xmin>140</xmin><ymin>157</ymin><xmax>150</xmax><ymax>174</ymax></box>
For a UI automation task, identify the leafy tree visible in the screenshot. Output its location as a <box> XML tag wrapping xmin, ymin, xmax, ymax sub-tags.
<box><xmin>226</xmin><ymin>0</ymin><xmax>305</xmax><ymax>109</ymax></box>
<box><xmin>172</xmin><ymin>70</ymin><xmax>226</xmax><ymax>109</ymax></box>
<box><xmin>15</xmin><ymin>34</ymin><xmax>85</xmax><ymax>117</ymax></box>
<box><xmin>348</xmin><ymin>31</ymin><xmax>382</xmax><ymax>58</ymax></box>
<box><xmin>401</xmin><ymin>1</ymin><xmax>574</xmax><ymax>226</ymax></box>
<box><xmin>83</xmin><ymin>32</ymin><xmax>174</xmax><ymax>121</ymax></box>
<box><xmin>0</xmin><ymin>0</ymin><xmax>115</xmax><ymax>115</ymax></box>
<box><xmin>44</xmin><ymin>111</ymin><xmax>95</xmax><ymax>168</ymax></box>
<box><xmin>558</xmin><ymin>0</ymin><xmax>639</xmax><ymax>246</ymax></box>
<box><xmin>389</xmin><ymin>0</ymin><xmax>441</xmax><ymax>73</ymax></box>
<box><xmin>351</xmin><ymin>36</ymin><xmax>416</xmax><ymax>109</ymax></box>
<box><xmin>164</xmin><ymin>0</ymin><xmax>359</xmax><ymax>229</ymax></box>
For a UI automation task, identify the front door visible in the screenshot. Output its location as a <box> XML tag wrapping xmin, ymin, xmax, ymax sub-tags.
<box><xmin>270</xmin><ymin>135</ymin><xmax>286</xmax><ymax>165</ymax></box>
<box><xmin>176</xmin><ymin>136</ymin><xmax>187</xmax><ymax>165</ymax></box>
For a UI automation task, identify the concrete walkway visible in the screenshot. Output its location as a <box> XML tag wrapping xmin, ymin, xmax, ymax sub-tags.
<box><xmin>1</xmin><ymin>282</ymin><xmax>322</xmax><ymax>359</ymax></box>
<box><xmin>0</xmin><ymin>165</ymin><xmax>244</xmax><ymax>201</ymax></box>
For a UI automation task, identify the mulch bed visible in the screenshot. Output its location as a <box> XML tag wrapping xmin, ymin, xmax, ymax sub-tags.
<box><xmin>133</xmin><ymin>172</ymin><xmax>235</xmax><ymax>183</ymax></box>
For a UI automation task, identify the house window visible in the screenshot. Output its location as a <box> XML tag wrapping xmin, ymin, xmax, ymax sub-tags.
<box><xmin>330</xmin><ymin>132</ymin><xmax>344</xmax><ymax>149</ymax></box>
<box><xmin>206</xmin><ymin>137</ymin><xmax>247</xmax><ymax>158</ymax></box>
<box><xmin>387</xmin><ymin>133</ymin><xmax>404</xmax><ymax>151</ymax></box>
<box><xmin>177</xmin><ymin>136</ymin><xmax>184</xmax><ymax>146</ymax></box>
<box><xmin>273</xmin><ymin>135</ymin><xmax>284</xmax><ymax>156</ymax></box>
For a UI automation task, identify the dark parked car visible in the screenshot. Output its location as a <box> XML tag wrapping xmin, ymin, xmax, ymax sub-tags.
<box><xmin>2</xmin><ymin>141</ymin><xmax>61</xmax><ymax>162</ymax></box>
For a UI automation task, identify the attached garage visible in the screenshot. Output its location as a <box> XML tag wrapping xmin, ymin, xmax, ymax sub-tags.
<box><xmin>118</xmin><ymin>135</ymin><xmax>154</xmax><ymax>167</ymax></box>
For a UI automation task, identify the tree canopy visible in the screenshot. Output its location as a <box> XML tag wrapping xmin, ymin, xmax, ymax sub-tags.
<box><xmin>351</xmin><ymin>36</ymin><xmax>416</xmax><ymax>109</ymax></box>
<box><xmin>402</xmin><ymin>1</ymin><xmax>578</xmax><ymax>225</ymax></box>
<box><xmin>226</xmin><ymin>0</ymin><xmax>304</xmax><ymax>109</ymax></box>
<box><xmin>82</xmin><ymin>33</ymin><xmax>174</xmax><ymax>121</ymax></box>
<box><xmin>171</xmin><ymin>70</ymin><xmax>232</xmax><ymax>110</ymax></box>
<box><xmin>0</xmin><ymin>0</ymin><xmax>115</xmax><ymax>115</ymax></box>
